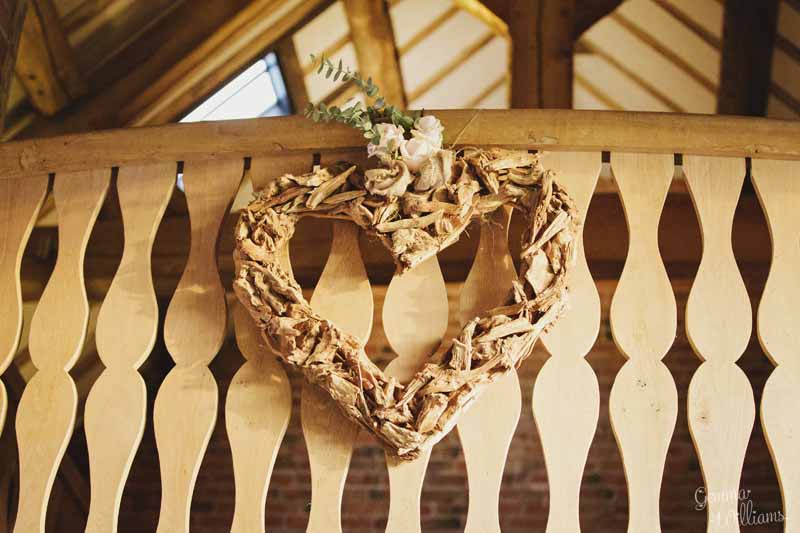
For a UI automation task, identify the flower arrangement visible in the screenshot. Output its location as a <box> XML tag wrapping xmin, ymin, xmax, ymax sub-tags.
<box><xmin>304</xmin><ymin>55</ymin><xmax>451</xmax><ymax>196</ymax></box>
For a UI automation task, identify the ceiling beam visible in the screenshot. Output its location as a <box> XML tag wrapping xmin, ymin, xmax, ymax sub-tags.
<box><xmin>15</xmin><ymin>0</ymin><xmax>85</xmax><ymax>115</ymax></box>
<box><xmin>717</xmin><ymin>0</ymin><xmax>780</xmax><ymax>116</ymax></box>
<box><xmin>0</xmin><ymin>0</ymin><xmax>27</xmax><ymax>128</ymax></box>
<box><xmin>121</xmin><ymin>0</ymin><xmax>332</xmax><ymax>127</ymax></box>
<box><xmin>342</xmin><ymin>0</ymin><xmax>406</xmax><ymax>108</ymax></box>
<box><xmin>274</xmin><ymin>35</ymin><xmax>310</xmax><ymax>113</ymax></box>
<box><xmin>573</xmin><ymin>0</ymin><xmax>623</xmax><ymax>39</ymax></box>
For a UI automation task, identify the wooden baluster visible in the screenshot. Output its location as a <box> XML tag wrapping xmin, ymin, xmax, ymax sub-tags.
<box><xmin>456</xmin><ymin>206</ymin><xmax>518</xmax><ymax>533</ymax></box>
<box><xmin>684</xmin><ymin>156</ymin><xmax>753</xmax><ymax>533</ymax></box>
<box><xmin>154</xmin><ymin>159</ymin><xmax>242</xmax><ymax>533</ymax></box>
<box><xmin>751</xmin><ymin>159</ymin><xmax>800</xmax><ymax>531</ymax></box>
<box><xmin>84</xmin><ymin>163</ymin><xmax>175</xmax><ymax>532</ymax></box>
<box><xmin>536</xmin><ymin>152</ymin><xmax>601</xmax><ymax>533</ymax></box>
<box><xmin>608</xmin><ymin>153</ymin><xmax>677</xmax><ymax>533</ymax></box>
<box><xmin>226</xmin><ymin>155</ymin><xmax>307</xmax><ymax>533</ymax></box>
<box><xmin>302</xmin><ymin>152</ymin><xmax>373</xmax><ymax>533</ymax></box>
<box><xmin>383</xmin><ymin>257</ymin><xmax>449</xmax><ymax>533</ymax></box>
<box><xmin>303</xmin><ymin>220</ymin><xmax>372</xmax><ymax>533</ymax></box>
<box><xmin>0</xmin><ymin>175</ymin><xmax>48</xmax><ymax>434</ymax></box>
<box><xmin>15</xmin><ymin>169</ymin><xmax>110</xmax><ymax>533</ymax></box>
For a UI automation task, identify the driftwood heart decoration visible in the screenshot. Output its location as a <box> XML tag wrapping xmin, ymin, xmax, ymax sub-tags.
<box><xmin>233</xmin><ymin>148</ymin><xmax>578</xmax><ymax>459</ymax></box>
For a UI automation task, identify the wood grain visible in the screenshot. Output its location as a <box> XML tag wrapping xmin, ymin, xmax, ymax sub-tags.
<box><xmin>303</xmin><ymin>221</ymin><xmax>372</xmax><ymax>533</ymax></box>
<box><xmin>684</xmin><ymin>156</ymin><xmax>754</xmax><ymax>533</ymax></box>
<box><xmin>226</xmin><ymin>155</ymin><xmax>302</xmax><ymax>533</ymax></box>
<box><xmin>3</xmin><ymin>111</ymin><xmax>800</xmax><ymax>181</ymax></box>
<box><xmin>84</xmin><ymin>163</ymin><xmax>175</xmax><ymax>533</ymax></box>
<box><xmin>383</xmin><ymin>256</ymin><xmax>448</xmax><ymax>533</ymax></box>
<box><xmin>15</xmin><ymin>169</ymin><xmax>110</xmax><ymax>533</ymax></box>
<box><xmin>751</xmin><ymin>159</ymin><xmax>800</xmax><ymax>531</ymax></box>
<box><xmin>608</xmin><ymin>153</ymin><xmax>677</xmax><ymax>533</ymax></box>
<box><xmin>154</xmin><ymin>158</ymin><xmax>243</xmax><ymax>533</ymax></box>
<box><xmin>456</xmin><ymin>207</ymin><xmax>519</xmax><ymax>533</ymax></box>
<box><xmin>536</xmin><ymin>151</ymin><xmax>601</xmax><ymax>533</ymax></box>
<box><xmin>227</xmin><ymin>302</ymin><xmax>292</xmax><ymax>533</ymax></box>
<box><xmin>0</xmin><ymin>174</ymin><xmax>48</xmax><ymax>433</ymax></box>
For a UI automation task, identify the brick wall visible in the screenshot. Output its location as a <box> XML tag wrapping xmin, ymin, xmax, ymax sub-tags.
<box><xmin>109</xmin><ymin>270</ymin><xmax>784</xmax><ymax>532</ymax></box>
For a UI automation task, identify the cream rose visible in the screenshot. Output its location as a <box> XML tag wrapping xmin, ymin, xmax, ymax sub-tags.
<box><xmin>400</xmin><ymin>137</ymin><xmax>435</xmax><ymax>173</ymax></box>
<box><xmin>363</xmin><ymin>159</ymin><xmax>412</xmax><ymax>197</ymax></box>
<box><xmin>412</xmin><ymin>115</ymin><xmax>444</xmax><ymax>149</ymax></box>
<box><xmin>368</xmin><ymin>123</ymin><xmax>406</xmax><ymax>163</ymax></box>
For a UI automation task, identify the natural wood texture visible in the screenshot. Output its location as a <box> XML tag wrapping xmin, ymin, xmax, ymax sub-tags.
<box><xmin>4</xmin><ymin>110</ymin><xmax>800</xmax><ymax>181</ymax></box>
<box><xmin>608</xmin><ymin>153</ymin><xmax>677</xmax><ymax>533</ymax></box>
<box><xmin>83</xmin><ymin>163</ymin><xmax>174</xmax><ymax>533</ymax></box>
<box><xmin>0</xmin><ymin>0</ymin><xmax>28</xmax><ymax>127</ymax></box>
<box><xmin>456</xmin><ymin>206</ymin><xmax>519</xmax><ymax>533</ymax></box>
<box><xmin>383</xmin><ymin>256</ymin><xmax>448</xmax><ymax>533</ymax></box>
<box><xmin>0</xmin><ymin>174</ymin><xmax>47</xmax><ymax>433</ymax></box>
<box><xmin>684</xmin><ymin>156</ymin><xmax>754</xmax><ymax>533</ymax></box>
<box><xmin>303</xmin><ymin>219</ymin><xmax>372</xmax><ymax>533</ymax></box>
<box><xmin>572</xmin><ymin>0</ymin><xmax>623</xmax><ymax>38</ymax></box>
<box><xmin>153</xmin><ymin>159</ymin><xmax>242</xmax><ymax>533</ymax></box>
<box><xmin>227</xmin><ymin>302</ymin><xmax>292</xmax><ymax>533</ymax></box>
<box><xmin>717</xmin><ymin>0</ymin><xmax>779</xmax><ymax>115</ymax></box>
<box><xmin>14</xmin><ymin>168</ymin><xmax>109</xmax><ymax>533</ymax></box>
<box><xmin>536</xmin><ymin>151</ymin><xmax>601</xmax><ymax>533</ymax></box>
<box><xmin>274</xmin><ymin>35</ymin><xmax>310</xmax><ymax>113</ymax></box>
<box><xmin>225</xmin><ymin>155</ymin><xmax>298</xmax><ymax>533</ymax></box>
<box><xmin>15</xmin><ymin>0</ymin><xmax>85</xmax><ymax>115</ymax></box>
<box><xmin>751</xmin><ymin>159</ymin><xmax>800</xmax><ymax>532</ymax></box>
<box><xmin>122</xmin><ymin>0</ymin><xmax>330</xmax><ymax>126</ymax></box>
<box><xmin>343</xmin><ymin>0</ymin><xmax>405</xmax><ymax>108</ymax></box>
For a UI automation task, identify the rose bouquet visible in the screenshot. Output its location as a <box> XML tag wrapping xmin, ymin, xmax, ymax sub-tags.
<box><xmin>305</xmin><ymin>55</ymin><xmax>452</xmax><ymax>198</ymax></box>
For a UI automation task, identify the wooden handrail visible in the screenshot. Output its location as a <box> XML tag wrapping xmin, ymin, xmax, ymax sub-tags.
<box><xmin>1</xmin><ymin>109</ymin><xmax>799</xmax><ymax>180</ymax></box>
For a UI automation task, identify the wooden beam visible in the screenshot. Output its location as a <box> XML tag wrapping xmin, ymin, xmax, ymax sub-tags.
<box><xmin>15</xmin><ymin>0</ymin><xmax>280</xmax><ymax>139</ymax></box>
<box><xmin>274</xmin><ymin>35</ymin><xmax>310</xmax><ymax>113</ymax></box>
<box><xmin>121</xmin><ymin>0</ymin><xmax>332</xmax><ymax>126</ymax></box>
<box><xmin>3</xmin><ymin>110</ymin><xmax>800</xmax><ymax>180</ymax></box>
<box><xmin>490</xmin><ymin>0</ymin><xmax>574</xmax><ymax>108</ymax></box>
<box><xmin>342</xmin><ymin>0</ymin><xmax>405</xmax><ymax>107</ymax></box>
<box><xmin>15</xmin><ymin>0</ymin><xmax>85</xmax><ymax>115</ymax></box>
<box><xmin>717</xmin><ymin>0</ymin><xmax>779</xmax><ymax>115</ymax></box>
<box><xmin>0</xmin><ymin>0</ymin><xmax>27</xmax><ymax>129</ymax></box>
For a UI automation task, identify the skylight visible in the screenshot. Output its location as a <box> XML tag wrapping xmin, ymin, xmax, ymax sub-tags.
<box><xmin>181</xmin><ymin>52</ymin><xmax>292</xmax><ymax>122</ymax></box>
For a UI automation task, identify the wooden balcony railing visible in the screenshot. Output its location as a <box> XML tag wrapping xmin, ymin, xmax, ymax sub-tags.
<box><xmin>0</xmin><ymin>109</ymin><xmax>799</xmax><ymax>532</ymax></box>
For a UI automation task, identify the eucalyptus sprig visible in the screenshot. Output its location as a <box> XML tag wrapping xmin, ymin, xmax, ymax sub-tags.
<box><xmin>304</xmin><ymin>54</ymin><xmax>421</xmax><ymax>145</ymax></box>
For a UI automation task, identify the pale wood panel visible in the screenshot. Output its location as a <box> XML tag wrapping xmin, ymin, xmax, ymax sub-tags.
<box><xmin>536</xmin><ymin>152</ymin><xmax>601</xmax><ymax>533</ymax></box>
<box><xmin>227</xmin><ymin>302</ymin><xmax>292</xmax><ymax>533</ymax></box>
<box><xmin>84</xmin><ymin>163</ymin><xmax>175</xmax><ymax>533</ymax></box>
<box><xmin>573</xmin><ymin>54</ymin><xmax>673</xmax><ymax>112</ymax></box>
<box><xmin>409</xmin><ymin>36</ymin><xmax>509</xmax><ymax>110</ymax></box>
<box><xmin>293</xmin><ymin>1</ymin><xmax>350</xmax><ymax>70</ymax></box>
<box><xmin>383</xmin><ymin>256</ymin><xmax>448</xmax><ymax>533</ymax></box>
<box><xmin>608</xmin><ymin>153</ymin><xmax>677</xmax><ymax>533</ymax></box>
<box><xmin>751</xmin><ymin>159</ymin><xmax>800</xmax><ymax>531</ymax></box>
<box><xmin>456</xmin><ymin>207</ymin><xmax>518</xmax><ymax>533</ymax></box>
<box><xmin>0</xmin><ymin>175</ymin><xmax>48</xmax><ymax>433</ymax></box>
<box><xmin>226</xmin><ymin>155</ymin><xmax>303</xmax><ymax>533</ymax></box>
<box><xmin>15</xmin><ymin>169</ymin><xmax>110</xmax><ymax>533</ymax></box>
<box><xmin>398</xmin><ymin>9</ymin><xmax>488</xmax><ymax>97</ymax></box>
<box><xmin>684</xmin><ymin>156</ymin><xmax>754</xmax><ymax>533</ymax></box>
<box><xmin>153</xmin><ymin>158</ymin><xmax>243</xmax><ymax>533</ymax></box>
<box><xmin>771</xmin><ymin>47</ymin><xmax>800</xmax><ymax>103</ymax></box>
<box><xmin>303</xmin><ymin>220</ymin><xmax>372</xmax><ymax>533</ymax></box>
<box><xmin>617</xmin><ymin>0</ymin><xmax>721</xmax><ymax>84</ymax></box>
<box><xmin>777</xmin><ymin>0</ymin><xmax>800</xmax><ymax>47</ymax></box>
<box><xmin>662</xmin><ymin>0</ymin><xmax>724</xmax><ymax>39</ymax></box>
<box><xmin>582</xmin><ymin>17</ymin><xmax>716</xmax><ymax>113</ymax></box>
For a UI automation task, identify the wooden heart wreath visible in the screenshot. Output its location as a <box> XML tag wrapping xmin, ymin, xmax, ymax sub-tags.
<box><xmin>233</xmin><ymin>55</ymin><xmax>578</xmax><ymax>459</ymax></box>
<box><xmin>233</xmin><ymin>147</ymin><xmax>578</xmax><ymax>459</ymax></box>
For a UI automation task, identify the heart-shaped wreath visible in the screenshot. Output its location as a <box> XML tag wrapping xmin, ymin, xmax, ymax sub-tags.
<box><xmin>233</xmin><ymin>57</ymin><xmax>578</xmax><ymax>459</ymax></box>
